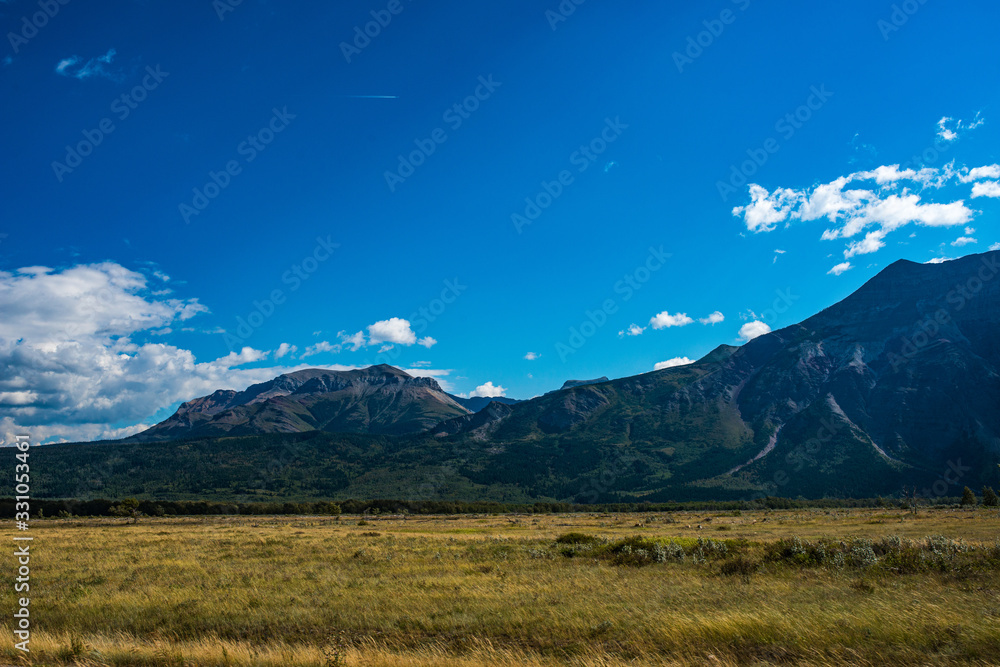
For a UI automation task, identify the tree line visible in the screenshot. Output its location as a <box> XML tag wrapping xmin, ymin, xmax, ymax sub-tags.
<box><xmin>2</xmin><ymin>493</ymin><xmax>993</xmax><ymax>519</ymax></box>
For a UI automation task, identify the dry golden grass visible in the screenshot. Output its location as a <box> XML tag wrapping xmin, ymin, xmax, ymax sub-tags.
<box><xmin>2</xmin><ymin>507</ymin><xmax>1000</xmax><ymax>666</ymax></box>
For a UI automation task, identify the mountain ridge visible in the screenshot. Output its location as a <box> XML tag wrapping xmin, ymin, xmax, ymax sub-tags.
<box><xmin>60</xmin><ymin>250</ymin><xmax>1000</xmax><ymax>502</ymax></box>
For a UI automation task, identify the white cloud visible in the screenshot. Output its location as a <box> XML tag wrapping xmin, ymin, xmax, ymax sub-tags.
<box><xmin>338</xmin><ymin>330</ymin><xmax>366</xmax><ymax>351</ymax></box>
<box><xmin>732</xmin><ymin>184</ymin><xmax>800</xmax><ymax>233</ymax></box>
<box><xmin>275</xmin><ymin>343</ymin><xmax>297</xmax><ymax>359</ymax></box>
<box><xmin>844</xmin><ymin>230</ymin><xmax>887</xmax><ymax>258</ymax></box>
<box><xmin>938</xmin><ymin>113</ymin><xmax>985</xmax><ymax>142</ymax></box>
<box><xmin>470</xmin><ymin>381</ymin><xmax>506</xmax><ymax>398</ymax></box>
<box><xmin>733</xmin><ymin>161</ymin><xmax>985</xmax><ymax>259</ymax></box>
<box><xmin>827</xmin><ymin>262</ymin><xmax>853</xmax><ymax>276</ymax></box>
<box><xmin>417</xmin><ymin>336</ymin><xmax>437</xmax><ymax>348</ymax></box>
<box><xmin>524</xmin><ymin>352</ymin><xmax>539</xmax><ymax>360</ymax></box>
<box><xmin>989</xmin><ymin>243</ymin><xmax>1000</xmax><ymax>251</ymax></box>
<box><xmin>958</xmin><ymin>165</ymin><xmax>1000</xmax><ymax>183</ymax></box>
<box><xmin>926</xmin><ymin>257</ymin><xmax>951</xmax><ymax>264</ymax></box>
<box><xmin>971</xmin><ymin>181</ymin><xmax>1000</xmax><ymax>198</ymax></box>
<box><xmin>216</xmin><ymin>347</ymin><xmax>269</xmax><ymax>366</ymax></box>
<box><xmin>619</xmin><ymin>323</ymin><xmax>646</xmax><ymax>337</ymax></box>
<box><xmin>738</xmin><ymin>321</ymin><xmax>771</xmax><ymax>341</ymax></box>
<box><xmin>0</xmin><ymin>262</ymin><xmax>375</xmax><ymax>443</ymax></box>
<box><xmin>302</xmin><ymin>341</ymin><xmax>339</xmax><ymax>358</ymax></box>
<box><xmin>654</xmin><ymin>357</ymin><xmax>693</xmax><ymax>370</ymax></box>
<box><xmin>649</xmin><ymin>312</ymin><xmax>694</xmax><ymax>329</ymax></box>
<box><xmin>699</xmin><ymin>311</ymin><xmax>725</xmax><ymax>325</ymax></box>
<box><xmin>55</xmin><ymin>48</ymin><xmax>120</xmax><ymax>81</ymax></box>
<box><xmin>951</xmin><ymin>236</ymin><xmax>977</xmax><ymax>247</ymax></box>
<box><xmin>937</xmin><ymin>117</ymin><xmax>958</xmax><ymax>142</ymax></box>
<box><xmin>367</xmin><ymin>317</ymin><xmax>417</xmax><ymax>346</ymax></box>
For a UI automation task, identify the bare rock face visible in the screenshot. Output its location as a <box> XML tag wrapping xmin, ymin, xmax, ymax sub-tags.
<box><xmin>129</xmin><ymin>365</ymin><xmax>471</xmax><ymax>441</ymax></box>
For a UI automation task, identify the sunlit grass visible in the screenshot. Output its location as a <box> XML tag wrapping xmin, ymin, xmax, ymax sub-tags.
<box><xmin>2</xmin><ymin>507</ymin><xmax>999</xmax><ymax>665</ymax></box>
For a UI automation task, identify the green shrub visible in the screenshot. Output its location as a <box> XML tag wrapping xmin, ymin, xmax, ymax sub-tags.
<box><xmin>555</xmin><ymin>532</ymin><xmax>600</xmax><ymax>545</ymax></box>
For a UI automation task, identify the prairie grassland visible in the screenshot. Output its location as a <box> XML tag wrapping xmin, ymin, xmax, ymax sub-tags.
<box><xmin>2</xmin><ymin>507</ymin><xmax>1000</xmax><ymax>666</ymax></box>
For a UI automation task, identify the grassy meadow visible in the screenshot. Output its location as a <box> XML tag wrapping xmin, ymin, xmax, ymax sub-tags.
<box><xmin>3</xmin><ymin>507</ymin><xmax>1000</xmax><ymax>666</ymax></box>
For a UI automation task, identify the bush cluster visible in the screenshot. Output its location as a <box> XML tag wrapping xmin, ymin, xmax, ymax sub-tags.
<box><xmin>553</xmin><ymin>532</ymin><xmax>1000</xmax><ymax>575</ymax></box>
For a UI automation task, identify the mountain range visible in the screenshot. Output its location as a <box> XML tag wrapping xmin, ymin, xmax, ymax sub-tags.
<box><xmin>33</xmin><ymin>250</ymin><xmax>1000</xmax><ymax>502</ymax></box>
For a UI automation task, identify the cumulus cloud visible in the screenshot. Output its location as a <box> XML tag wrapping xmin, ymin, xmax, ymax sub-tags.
<box><xmin>732</xmin><ymin>160</ymin><xmax>992</xmax><ymax>260</ymax></box>
<box><xmin>738</xmin><ymin>321</ymin><xmax>771</xmax><ymax>341</ymax></box>
<box><xmin>524</xmin><ymin>352</ymin><xmax>539</xmax><ymax>360</ymax></box>
<box><xmin>367</xmin><ymin>317</ymin><xmax>416</xmax><ymax>346</ymax></box>
<box><xmin>339</xmin><ymin>330</ymin><xmax>366</xmax><ymax>351</ymax></box>
<box><xmin>0</xmin><ymin>262</ymin><xmax>362</xmax><ymax>443</ymax></box>
<box><xmin>470</xmin><ymin>381</ymin><xmax>506</xmax><ymax>398</ymax></box>
<box><xmin>215</xmin><ymin>347</ymin><xmax>269</xmax><ymax>366</ymax></box>
<box><xmin>699</xmin><ymin>311</ymin><xmax>725</xmax><ymax>325</ymax></box>
<box><xmin>301</xmin><ymin>320</ymin><xmax>434</xmax><ymax>356</ymax></box>
<box><xmin>827</xmin><ymin>262</ymin><xmax>853</xmax><ymax>276</ymax></box>
<box><xmin>952</xmin><ymin>236</ymin><xmax>977</xmax><ymax>247</ymax></box>
<box><xmin>958</xmin><ymin>165</ymin><xmax>1000</xmax><ymax>183</ymax></box>
<box><xmin>989</xmin><ymin>243</ymin><xmax>1000</xmax><ymax>251</ymax></box>
<box><xmin>0</xmin><ymin>263</ymin><xmax>466</xmax><ymax>443</ymax></box>
<box><xmin>971</xmin><ymin>181</ymin><xmax>1000</xmax><ymax>198</ymax></box>
<box><xmin>649</xmin><ymin>312</ymin><xmax>693</xmax><ymax>329</ymax></box>
<box><xmin>55</xmin><ymin>48</ymin><xmax>121</xmax><ymax>81</ymax></box>
<box><xmin>618</xmin><ymin>324</ymin><xmax>646</xmax><ymax>337</ymax></box>
<box><xmin>275</xmin><ymin>343</ymin><xmax>297</xmax><ymax>359</ymax></box>
<box><xmin>302</xmin><ymin>341</ymin><xmax>339</xmax><ymax>358</ymax></box>
<box><xmin>654</xmin><ymin>357</ymin><xmax>693</xmax><ymax>370</ymax></box>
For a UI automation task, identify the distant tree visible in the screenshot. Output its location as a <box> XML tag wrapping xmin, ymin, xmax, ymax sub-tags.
<box><xmin>110</xmin><ymin>497</ymin><xmax>142</xmax><ymax>524</ymax></box>
<box><xmin>315</xmin><ymin>501</ymin><xmax>341</xmax><ymax>516</ymax></box>
<box><xmin>982</xmin><ymin>486</ymin><xmax>999</xmax><ymax>508</ymax></box>
<box><xmin>960</xmin><ymin>486</ymin><xmax>977</xmax><ymax>507</ymax></box>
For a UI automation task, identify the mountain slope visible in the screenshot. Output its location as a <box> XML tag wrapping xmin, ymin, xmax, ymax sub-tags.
<box><xmin>448</xmin><ymin>395</ymin><xmax>521</xmax><ymax>413</ymax></box>
<box><xmin>432</xmin><ymin>251</ymin><xmax>1000</xmax><ymax>499</ymax></box>
<box><xmin>129</xmin><ymin>365</ymin><xmax>471</xmax><ymax>441</ymax></box>
<box><xmin>42</xmin><ymin>251</ymin><xmax>1000</xmax><ymax>502</ymax></box>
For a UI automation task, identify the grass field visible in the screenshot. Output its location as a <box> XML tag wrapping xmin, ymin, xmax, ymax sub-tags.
<box><xmin>3</xmin><ymin>507</ymin><xmax>1000</xmax><ymax>666</ymax></box>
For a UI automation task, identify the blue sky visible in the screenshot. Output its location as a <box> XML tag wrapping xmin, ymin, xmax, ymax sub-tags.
<box><xmin>2</xmin><ymin>0</ymin><xmax>999</xmax><ymax>442</ymax></box>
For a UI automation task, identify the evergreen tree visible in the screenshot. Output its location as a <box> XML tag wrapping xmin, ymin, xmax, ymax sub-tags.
<box><xmin>982</xmin><ymin>486</ymin><xmax>999</xmax><ymax>507</ymax></box>
<box><xmin>960</xmin><ymin>486</ymin><xmax>977</xmax><ymax>506</ymax></box>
